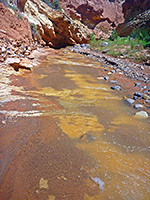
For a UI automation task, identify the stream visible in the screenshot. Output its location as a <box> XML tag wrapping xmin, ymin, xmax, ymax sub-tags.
<box><xmin>0</xmin><ymin>49</ymin><xmax>150</xmax><ymax>200</ymax></box>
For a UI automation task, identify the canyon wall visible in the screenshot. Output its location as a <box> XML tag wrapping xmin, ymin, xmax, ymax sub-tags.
<box><xmin>117</xmin><ymin>0</ymin><xmax>150</xmax><ymax>36</ymax></box>
<box><xmin>60</xmin><ymin>0</ymin><xmax>125</xmax><ymax>37</ymax></box>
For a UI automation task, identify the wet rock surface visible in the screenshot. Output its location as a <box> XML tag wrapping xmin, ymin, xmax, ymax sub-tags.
<box><xmin>70</xmin><ymin>44</ymin><xmax>150</xmax><ymax>113</ymax></box>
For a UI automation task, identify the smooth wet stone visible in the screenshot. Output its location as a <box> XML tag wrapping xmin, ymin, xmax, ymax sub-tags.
<box><xmin>134</xmin><ymin>104</ymin><xmax>144</xmax><ymax>110</ymax></box>
<box><xmin>135</xmin><ymin>111</ymin><xmax>148</xmax><ymax>118</ymax></box>
<box><xmin>105</xmin><ymin>68</ymin><xmax>108</xmax><ymax>71</ymax></box>
<box><xmin>102</xmin><ymin>65</ymin><xmax>107</xmax><ymax>68</ymax></box>
<box><xmin>134</xmin><ymin>91</ymin><xmax>143</xmax><ymax>97</ymax></box>
<box><xmin>80</xmin><ymin>44</ymin><xmax>90</xmax><ymax>49</ymax></box>
<box><xmin>140</xmin><ymin>85</ymin><xmax>147</xmax><ymax>90</ymax></box>
<box><xmin>111</xmin><ymin>85</ymin><xmax>122</xmax><ymax>91</ymax></box>
<box><xmin>133</xmin><ymin>95</ymin><xmax>139</xmax><ymax>100</ymax></box>
<box><xmin>104</xmin><ymin>76</ymin><xmax>109</xmax><ymax>80</ymax></box>
<box><xmin>125</xmin><ymin>98</ymin><xmax>135</xmax><ymax>105</ymax></box>
<box><xmin>111</xmin><ymin>70</ymin><xmax>115</xmax><ymax>74</ymax></box>
<box><xmin>97</xmin><ymin>76</ymin><xmax>104</xmax><ymax>80</ymax></box>
<box><xmin>109</xmin><ymin>80</ymin><xmax>118</xmax><ymax>84</ymax></box>
<box><xmin>135</xmin><ymin>82</ymin><xmax>141</xmax><ymax>87</ymax></box>
<box><xmin>142</xmin><ymin>95</ymin><xmax>150</xmax><ymax>100</ymax></box>
<box><xmin>80</xmin><ymin>134</ymin><xmax>95</xmax><ymax>142</ymax></box>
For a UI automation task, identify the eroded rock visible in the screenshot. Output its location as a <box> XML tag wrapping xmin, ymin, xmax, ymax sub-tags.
<box><xmin>24</xmin><ymin>0</ymin><xmax>90</xmax><ymax>48</ymax></box>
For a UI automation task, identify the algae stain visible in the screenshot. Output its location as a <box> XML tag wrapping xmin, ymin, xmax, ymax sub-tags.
<box><xmin>58</xmin><ymin>114</ymin><xmax>104</xmax><ymax>138</ymax></box>
<box><xmin>39</xmin><ymin>177</ymin><xmax>49</xmax><ymax>189</ymax></box>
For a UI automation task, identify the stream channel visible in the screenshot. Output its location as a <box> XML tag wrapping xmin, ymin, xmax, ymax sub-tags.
<box><xmin>0</xmin><ymin>49</ymin><xmax>150</xmax><ymax>200</ymax></box>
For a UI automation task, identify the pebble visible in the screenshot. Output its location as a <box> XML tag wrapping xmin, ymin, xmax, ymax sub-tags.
<box><xmin>111</xmin><ymin>70</ymin><xmax>115</xmax><ymax>74</ymax></box>
<box><xmin>104</xmin><ymin>76</ymin><xmax>109</xmax><ymax>80</ymax></box>
<box><xmin>135</xmin><ymin>111</ymin><xmax>148</xmax><ymax>118</ymax></box>
<box><xmin>109</xmin><ymin>80</ymin><xmax>118</xmax><ymax>84</ymax></box>
<box><xmin>101</xmin><ymin>42</ymin><xmax>109</xmax><ymax>47</ymax></box>
<box><xmin>97</xmin><ymin>76</ymin><xmax>104</xmax><ymax>80</ymax></box>
<box><xmin>134</xmin><ymin>92</ymin><xmax>143</xmax><ymax>98</ymax></box>
<box><xmin>111</xmin><ymin>85</ymin><xmax>122</xmax><ymax>91</ymax></box>
<box><xmin>125</xmin><ymin>98</ymin><xmax>135</xmax><ymax>105</ymax></box>
<box><xmin>105</xmin><ymin>68</ymin><xmax>108</xmax><ymax>71</ymax></box>
<box><xmin>133</xmin><ymin>95</ymin><xmax>139</xmax><ymax>100</ymax></box>
<box><xmin>2</xmin><ymin>120</ymin><xmax>6</xmax><ymax>125</ymax></box>
<box><xmin>135</xmin><ymin>82</ymin><xmax>141</xmax><ymax>87</ymax></box>
<box><xmin>142</xmin><ymin>95</ymin><xmax>149</xmax><ymax>100</ymax></box>
<box><xmin>134</xmin><ymin>104</ymin><xmax>143</xmax><ymax>110</ymax></box>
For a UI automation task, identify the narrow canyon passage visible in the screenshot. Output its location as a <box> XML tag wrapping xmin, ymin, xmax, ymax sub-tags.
<box><xmin>0</xmin><ymin>49</ymin><xmax>150</xmax><ymax>200</ymax></box>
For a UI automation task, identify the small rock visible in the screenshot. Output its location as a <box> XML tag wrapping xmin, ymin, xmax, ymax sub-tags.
<box><xmin>134</xmin><ymin>104</ymin><xmax>143</xmax><ymax>110</ymax></box>
<box><xmin>97</xmin><ymin>76</ymin><xmax>104</xmax><ymax>80</ymax></box>
<box><xmin>5</xmin><ymin>57</ymin><xmax>20</xmax><ymax>65</ymax></box>
<box><xmin>111</xmin><ymin>85</ymin><xmax>122</xmax><ymax>91</ymax></box>
<box><xmin>102</xmin><ymin>49</ymin><xmax>109</xmax><ymax>53</ymax></box>
<box><xmin>125</xmin><ymin>98</ymin><xmax>135</xmax><ymax>105</ymax></box>
<box><xmin>105</xmin><ymin>68</ymin><xmax>108</xmax><ymax>71</ymax></box>
<box><xmin>101</xmin><ymin>42</ymin><xmax>109</xmax><ymax>47</ymax></box>
<box><xmin>104</xmin><ymin>76</ymin><xmax>109</xmax><ymax>80</ymax></box>
<box><xmin>110</xmin><ymin>70</ymin><xmax>115</xmax><ymax>74</ymax></box>
<box><xmin>2</xmin><ymin>121</ymin><xmax>6</xmax><ymax>125</ymax></box>
<box><xmin>135</xmin><ymin>82</ymin><xmax>141</xmax><ymax>87</ymax></box>
<box><xmin>109</xmin><ymin>80</ymin><xmax>118</xmax><ymax>84</ymax></box>
<box><xmin>135</xmin><ymin>111</ymin><xmax>148</xmax><ymax>118</ymax></box>
<box><xmin>142</xmin><ymin>95</ymin><xmax>149</xmax><ymax>100</ymax></box>
<box><xmin>1</xmin><ymin>47</ymin><xmax>6</xmax><ymax>53</ymax></box>
<box><xmin>133</xmin><ymin>95</ymin><xmax>139</xmax><ymax>100</ymax></box>
<box><xmin>134</xmin><ymin>92</ymin><xmax>143</xmax><ymax>98</ymax></box>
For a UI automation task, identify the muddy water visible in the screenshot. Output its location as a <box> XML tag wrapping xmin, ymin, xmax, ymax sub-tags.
<box><xmin>0</xmin><ymin>49</ymin><xmax>150</xmax><ymax>200</ymax></box>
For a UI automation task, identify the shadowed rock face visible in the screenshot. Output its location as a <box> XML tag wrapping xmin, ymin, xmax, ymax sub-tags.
<box><xmin>60</xmin><ymin>0</ymin><xmax>124</xmax><ymax>32</ymax></box>
<box><xmin>23</xmin><ymin>0</ymin><xmax>91</xmax><ymax>48</ymax></box>
<box><xmin>122</xmin><ymin>0</ymin><xmax>150</xmax><ymax>21</ymax></box>
<box><xmin>117</xmin><ymin>0</ymin><xmax>150</xmax><ymax>36</ymax></box>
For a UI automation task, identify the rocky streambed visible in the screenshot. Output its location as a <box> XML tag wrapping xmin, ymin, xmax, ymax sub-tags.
<box><xmin>0</xmin><ymin>47</ymin><xmax>150</xmax><ymax>200</ymax></box>
<box><xmin>71</xmin><ymin>44</ymin><xmax>150</xmax><ymax>115</ymax></box>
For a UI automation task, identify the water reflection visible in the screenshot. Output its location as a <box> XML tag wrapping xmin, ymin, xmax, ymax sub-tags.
<box><xmin>0</xmin><ymin>49</ymin><xmax>150</xmax><ymax>200</ymax></box>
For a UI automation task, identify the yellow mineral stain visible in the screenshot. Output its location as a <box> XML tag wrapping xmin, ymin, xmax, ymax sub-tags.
<box><xmin>58</xmin><ymin>114</ymin><xmax>104</xmax><ymax>138</ymax></box>
<box><xmin>77</xmin><ymin>139</ymin><xmax>150</xmax><ymax>199</ymax></box>
<box><xmin>39</xmin><ymin>178</ymin><xmax>49</xmax><ymax>189</ymax></box>
<box><xmin>48</xmin><ymin>195</ymin><xmax>56</xmax><ymax>200</ymax></box>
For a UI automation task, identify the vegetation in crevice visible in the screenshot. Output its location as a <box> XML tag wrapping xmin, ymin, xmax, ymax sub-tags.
<box><xmin>42</xmin><ymin>0</ymin><xmax>61</xmax><ymax>10</ymax></box>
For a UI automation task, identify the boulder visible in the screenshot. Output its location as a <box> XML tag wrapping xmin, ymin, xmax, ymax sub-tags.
<box><xmin>5</xmin><ymin>57</ymin><xmax>32</xmax><ymax>71</ymax></box>
<box><xmin>24</xmin><ymin>0</ymin><xmax>91</xmax><ymax>48</ymax></box>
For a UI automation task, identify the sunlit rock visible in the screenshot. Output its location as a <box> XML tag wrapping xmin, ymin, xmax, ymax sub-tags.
<box><xmin>24</xmin><ymin>0</ymin><xmax>90</xmax><ymax>48</ymax></box>
<box><xmin>135</xmin><ymin>111</ymin><xmax>148</xmax><ymax>118</ymax></box>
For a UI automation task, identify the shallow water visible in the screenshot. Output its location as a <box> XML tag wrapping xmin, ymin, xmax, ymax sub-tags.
<box><xmin>0</xmin><ymin>49</ymin><xmax>150</xmax><ymax>200</ymax></box>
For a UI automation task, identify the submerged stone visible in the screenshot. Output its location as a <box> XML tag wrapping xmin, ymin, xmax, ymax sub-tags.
<box><xmin>134</xmin><ymin>104</ymin><xmax>143</xmax><ymax>110</ymax></box>
<box><xmin>111</xmin><ymin>85</ymin><xmax>122</xmax><ymax>91</ymax></box>
<box><xmin>125</xmin><ymin>98</ymin><xmax>135</xmax><ymax>105</ymax></box>
<box><xmin>135</xmin><ymin>82</ymin><xmax>141</xmax><ymax>87</ymax></box>
<box><xmin>134</xmin><ymin>91</ymin><xmax>143</xmax><ymax>97</ymax></box>
<box><xmin>109</xmin><ymin>80</ymin><xmax>118</xmax><ymax>84</ymax></box>
<box><xmin>104</xmin><ymin>76</ymin><xmax>109</xmax><ymax>80</ymax></box>
<box><xmin>135</xmin><ymin>111</ymin><xmax>148</xmax><ymax>118</ymax></box>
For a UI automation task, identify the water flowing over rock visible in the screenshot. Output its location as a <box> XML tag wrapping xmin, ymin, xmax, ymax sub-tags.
<box><xmin>23</xmin><ymin>0</ymin><xmax>91</xmax><ymax>48</ymax></box>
